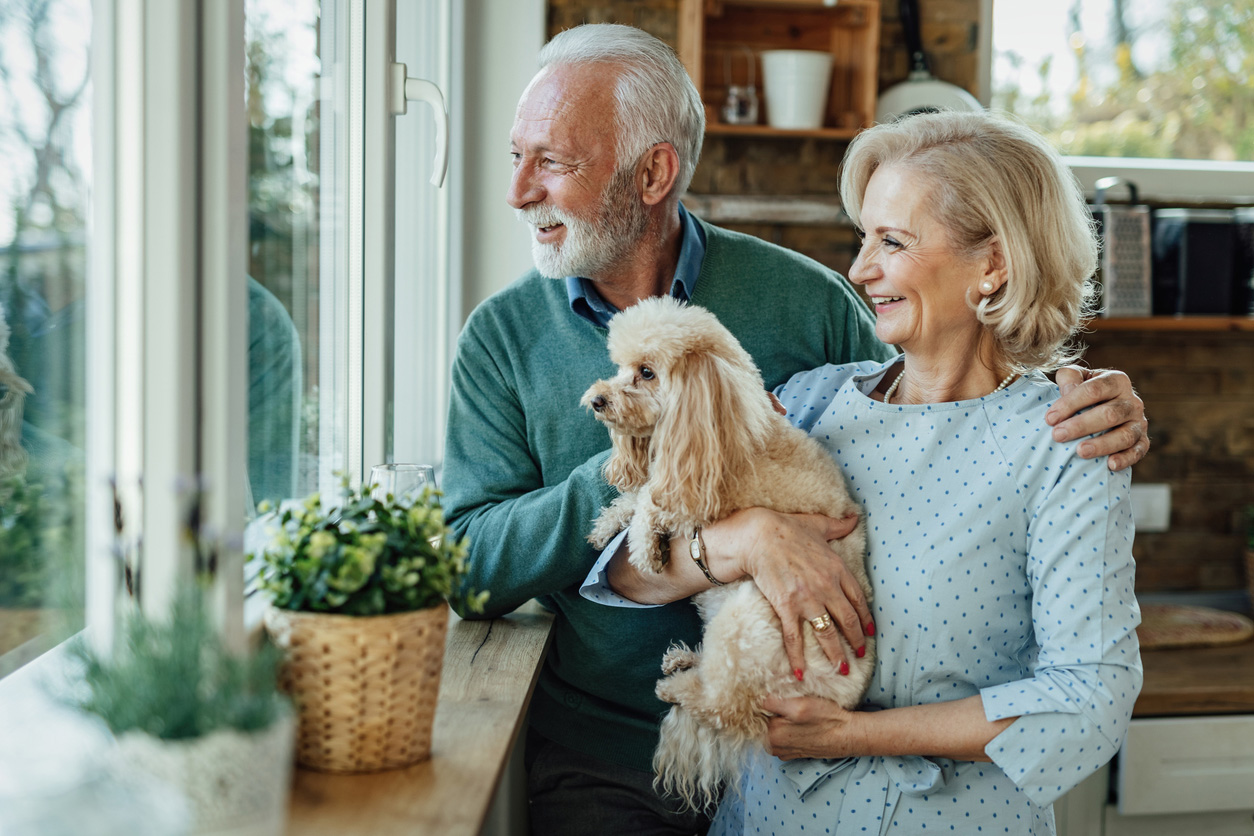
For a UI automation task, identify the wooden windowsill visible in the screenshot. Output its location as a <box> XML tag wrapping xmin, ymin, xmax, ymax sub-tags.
<box><xmin>286</xmin><ymin>601</ymin><xmax>555</xmax><ymax>836</ymax></box>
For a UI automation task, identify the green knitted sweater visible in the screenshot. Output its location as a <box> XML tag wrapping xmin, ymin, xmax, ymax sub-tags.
<box><xmin>442</xmin><ymin>218</ymin><xmax>890</xmax><ymax>772</ymax></box>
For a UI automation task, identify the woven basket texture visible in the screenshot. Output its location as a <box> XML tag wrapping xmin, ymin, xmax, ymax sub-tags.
<box><xmin>263</xmin><ymin>605</ymin><xmax>449</xmax><ymax>773</ymax></box>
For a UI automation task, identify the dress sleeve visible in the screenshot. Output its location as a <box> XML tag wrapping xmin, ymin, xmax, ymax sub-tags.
<box><xmin>441</xmin><ymin>317</ymin><xmax>617</xmax><ymax>619</ymax></box>
<box><xmin>576</xmin><ymin>529</ymin><xmax>661</xmax><ymax>609</ymax></box>
<box><xmin>979</xmin><ymin>458</ymin><xmax>1142</xmax><ymax>806</ymax></box>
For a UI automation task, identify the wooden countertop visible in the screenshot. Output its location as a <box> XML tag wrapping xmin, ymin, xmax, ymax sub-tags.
<box><xmin>1135</xmin><ymin>637</ymin><xmax>1254</xmax><ymax>716</ymax></box>
<box><xmin>286</xmin><ymin>601</ymin><xmax>554</xmax><ymax>836</ymax></box>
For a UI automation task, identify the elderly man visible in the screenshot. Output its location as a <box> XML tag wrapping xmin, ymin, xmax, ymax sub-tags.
<box><xmin>443</xmin><ymin>23</ymin><xmax>1148</xmax><ymax>836</ymax></box>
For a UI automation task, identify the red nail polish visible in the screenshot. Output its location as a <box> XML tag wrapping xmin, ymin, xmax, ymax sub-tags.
<box><xmin>856</xmin><ymin>646</ymin><xmax>866</xmax><ymax>658</ymax></box>
<box><xmin>865</xmin><ymin>621</ymin><xmax>876</xmax><ymax>636</ymax></box>
<box><xmin>839</xmin><ymin>661</ymin><xmax>849</xmax><ymax>675</ymax></box>
<box><xmin>794</xmin><ymin>668</ymin><xmax>804</xmax><ymax>682</ymax></box>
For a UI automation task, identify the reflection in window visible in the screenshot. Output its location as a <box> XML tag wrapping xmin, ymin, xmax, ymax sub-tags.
<box><xmin>245</xmin><ymin>0</ymin><xmax>322</xmax><ymax>508</ymax></box>
<box><xmin>993</xmin><ymin>0</ymin><xmax>1253</xmax><ymax>161</ymax></box>
<box><xmin>0</xmin><ymin>0</ymin><xmax>90</xmax><ymax>676</ymax></box>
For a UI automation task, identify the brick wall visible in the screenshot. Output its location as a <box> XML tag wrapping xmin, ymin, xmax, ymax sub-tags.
<box><xmin>544</xmin><ymin>1</ymin><xmax>1254</xmax><ymax>595</ymax></box>
<box><xmin>1084</xmin><ymin>329</ymin><xmax>1254</xmax><ymax>592</ymax></box>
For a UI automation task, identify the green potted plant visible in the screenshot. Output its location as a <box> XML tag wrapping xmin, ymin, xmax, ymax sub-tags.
<box><xmin>67</xmin><ymin>586</ymin><xmax>295</xmax><ymax>836</ymax></box>
<box><xmin>251</xmin><ymin>477</ymin><xmax>486</xmax><ymax>773</ymax></box>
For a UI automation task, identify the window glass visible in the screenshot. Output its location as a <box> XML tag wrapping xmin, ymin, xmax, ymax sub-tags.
<box><xmin>0</xmin><ymin>0</ymin><xmax>90</xmax><ymax>677</ymax></box>
<box><xmin>992</xmin><ymin>0</ymin><xmax>1253</xmax><ymax>161</ymax></box>
<box><xmin>246</xmin><ymin>0</ymin><xmax>344</xmax><ymax>508</ymax></box>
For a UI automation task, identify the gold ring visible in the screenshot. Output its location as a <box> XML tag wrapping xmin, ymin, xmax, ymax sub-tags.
<box><xmin>809</xmin><ymin>613</ymin><xmax>833</xmax><ymax>632</ymax></box>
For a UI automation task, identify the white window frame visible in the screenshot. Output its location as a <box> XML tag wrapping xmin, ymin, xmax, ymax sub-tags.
<box><xmin>979</xmin><ymin>0</ymin><xmax>1254</xmax><ymax>204</ymax></box>
<box><xmin>87</xmin><ymin>0</ymin><xmax>249</xmax><ymax>650</ymax></box>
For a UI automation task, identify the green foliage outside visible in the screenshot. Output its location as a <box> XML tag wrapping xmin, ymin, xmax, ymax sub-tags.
<box><xmin>68</xmin><ymin>587</ymin><xmax>286</xmax><ymax>740</ymax></box>
<box><xmin>0</xmin><ymin>468</ymin><xmax>84</xmax><ymax>612</ymax></box>
<box><xmin>994</xmin><ymin>0</ymin><xmax>1254</xmax><ymax>161</ymax></box>
<box><xmin>250</xmin><ymin>478</ymin><xmax>488</xmax><ymax>617</ymax></box>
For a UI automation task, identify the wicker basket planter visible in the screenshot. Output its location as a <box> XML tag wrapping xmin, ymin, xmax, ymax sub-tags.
<box><xmin>263</xmin><ymin>604</ymin><xmax>449</xmax><ymax>773</ymax></box>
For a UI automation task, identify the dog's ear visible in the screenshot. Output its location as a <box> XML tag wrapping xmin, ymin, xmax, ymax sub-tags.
<box><xmin>651</xmin><ymin>351</ymin><xmax>760</xmax><ymax>522</ymax></box>
<box><xmin>603</xmin><ymin>431</ymin><xmax>650</xmax><ymax>490</ymax></box>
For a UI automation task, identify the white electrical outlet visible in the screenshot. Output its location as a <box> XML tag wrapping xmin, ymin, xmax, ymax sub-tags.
<box><xmin>1130</xmin><ymin>483</ymin><xmax>1171</xmax><ymax>532</ymax></box>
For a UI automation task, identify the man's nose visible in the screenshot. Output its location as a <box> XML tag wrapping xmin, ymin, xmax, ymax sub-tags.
<box><xmin>507</xmin><ymin>162</ymin><xmax>542</xmax><ymax>210</ymax></box>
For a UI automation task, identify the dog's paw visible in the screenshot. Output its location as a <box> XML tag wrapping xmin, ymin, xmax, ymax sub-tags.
<box><xmin>661</xmin><ymin>644</ymin><xmax>699</xmax><ymax>676</ymax></box>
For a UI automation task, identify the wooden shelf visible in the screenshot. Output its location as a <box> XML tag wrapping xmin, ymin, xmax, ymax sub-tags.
<box><xmin>678</xmin><ymin>0</ymin><xmax>881</xmax><ymax>137</ymax></box>
<box><xmin>1083</xmin><ymin>317</ymin><xmax>1254</xmax><ymax>332</ymax></box>
<box><xmin>705</xmin><ymin>123</ymin><xmax>860</xmax><ymax>140</ymax></box>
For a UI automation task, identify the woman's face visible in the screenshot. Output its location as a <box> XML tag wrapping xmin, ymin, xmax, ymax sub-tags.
<box><xmin>848</xmin><ymin>165</ymin><xmax>995</xmax><ymax>357</ymax></box>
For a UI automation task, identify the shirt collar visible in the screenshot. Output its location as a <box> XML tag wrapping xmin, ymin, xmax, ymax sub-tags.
<box><xmin>565</xmin><ymin>203</ymin><xmax>707</xmax><ymax>328</ymax></box>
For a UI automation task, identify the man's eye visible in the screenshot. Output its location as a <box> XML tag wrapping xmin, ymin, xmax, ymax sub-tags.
<box><xmin>640</xmin><ymin>366</ymin><xmax>655</xmax><ymax>380</ymax></box>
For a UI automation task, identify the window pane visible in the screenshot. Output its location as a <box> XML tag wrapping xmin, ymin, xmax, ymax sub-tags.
<box><xmin>0</xmin><ymin>0</ymin><xmax>90</xmax><ymax>677</ymax></box>
<box><xmin>246</xmin><ymin>0</ymin><xmax>347</xmax><ymax>508</ymax></box>
<box><xmin>992</xmin><ymin>0</ymin><xmax>1253</xmax><ymax>161</ymax></box>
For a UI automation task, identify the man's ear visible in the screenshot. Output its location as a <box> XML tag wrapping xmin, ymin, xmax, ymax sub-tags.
<box><xmin>637</xmin><ymin>142</ymin><xmax>681</xmax><ymax>206</ymax></box>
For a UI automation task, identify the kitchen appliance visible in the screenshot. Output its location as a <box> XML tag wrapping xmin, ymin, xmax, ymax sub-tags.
<box><xmin>875</xmin><ymin>0</ymin><xmax>982</xmax><ymax>123</ymax></box>
<box><xmin>1152</xmin><ymin>208</ymin><xmax>1236</xmax><ymax>315</ymax></box>
<box><xmin>1234</xmin><ymin>206</ymin><xmax>1254</xmax><ymax>315</ymax></box>
<box><xmin>1090</xmin><ymin>177</ymin><xmax>1152</xmax><ymax>317</ymax></box>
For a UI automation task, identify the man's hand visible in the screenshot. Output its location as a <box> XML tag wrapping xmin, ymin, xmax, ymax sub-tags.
<box><xmin>1047</xmin><ymin>366</ymin><xmax>1149</xmax><ymax>471</ymax></box>
<box><xmin>703</xmin><ymin>508</ymin><xmax>871</xmax><ymax>682</ymax></box>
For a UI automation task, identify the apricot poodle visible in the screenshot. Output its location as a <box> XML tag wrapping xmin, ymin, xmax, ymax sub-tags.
<box><xmin>582</xmin><ymin>297</ymin><xmax>874</xmax><ymax>812</ymax></box>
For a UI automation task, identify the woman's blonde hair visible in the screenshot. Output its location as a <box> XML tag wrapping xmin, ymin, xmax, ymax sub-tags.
<box><xmin>839</xmin><ymin>110</ymin><xmax>1098</xmax><ymax>372</ymax></box>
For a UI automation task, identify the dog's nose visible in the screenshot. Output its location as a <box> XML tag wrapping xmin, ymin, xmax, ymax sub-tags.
<box><xmin>590</xmin><ymin>394</ymin><xmax>607</xmax><ymax>412</ymax></box>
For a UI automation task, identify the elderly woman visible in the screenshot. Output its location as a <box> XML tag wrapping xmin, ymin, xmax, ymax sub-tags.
<box><xmin>595</xmin><ymin>110</ymin><xmax>1142</xmax><ymax>836</ymax></box>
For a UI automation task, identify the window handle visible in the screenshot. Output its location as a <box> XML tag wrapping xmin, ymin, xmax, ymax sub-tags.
<box><xmin>390</xmin><ymin>62</ymin><xmax>448</xmax><ymax>188</ymax></box>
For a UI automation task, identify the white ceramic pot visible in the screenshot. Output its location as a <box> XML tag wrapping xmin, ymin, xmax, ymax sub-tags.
<box><xmin>112</xmin><ymin>706</ymin><xmax>295</xmax><ymax>836</ymax></box>
<box><xmin>761</xmin><ymin>50</ymin><xmax>833</xmax><ymax>130</ymax></box>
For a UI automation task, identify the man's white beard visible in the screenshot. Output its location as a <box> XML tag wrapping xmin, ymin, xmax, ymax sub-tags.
<box><xmin>517</xmin><ymin>167</ymin><xmax>649</xmax><ymax>280</ymax></box>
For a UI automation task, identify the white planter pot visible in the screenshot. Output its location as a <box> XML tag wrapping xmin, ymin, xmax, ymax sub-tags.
<box><xmin>112</xmin><ymin>707</ymin><xmax>296</xmax><ymax>836</ymax></box>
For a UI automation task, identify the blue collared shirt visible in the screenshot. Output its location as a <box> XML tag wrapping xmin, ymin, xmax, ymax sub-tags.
<box><xmin>565</xmin><ymin>203</ymin><xmax>707</xmax><ymax>328</ymax></box>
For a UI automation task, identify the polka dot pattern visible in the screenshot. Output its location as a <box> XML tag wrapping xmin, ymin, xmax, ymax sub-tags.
<box><xmin>709</xmin><ymin>358</ymin><xmax>1142</xmax><ymax>836</ymax></box>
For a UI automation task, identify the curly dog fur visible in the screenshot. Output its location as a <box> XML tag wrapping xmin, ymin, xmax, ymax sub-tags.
<box><xmin>581</xmin><ymin>297</ymin><xmax>875</xmax><ymax>812</ymax></box>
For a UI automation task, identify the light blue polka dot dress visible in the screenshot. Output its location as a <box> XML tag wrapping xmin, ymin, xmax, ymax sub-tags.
<box><xmin>709</xmin><ymin>358</ymin><xmax>1143</xmax><ymax>836</ymax></box>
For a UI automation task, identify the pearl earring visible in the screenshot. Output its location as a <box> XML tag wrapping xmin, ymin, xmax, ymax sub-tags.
<box><xmin>980</xmin><ymin>280</ymin><xmax>996</xmax><ymax>294</ymax></box>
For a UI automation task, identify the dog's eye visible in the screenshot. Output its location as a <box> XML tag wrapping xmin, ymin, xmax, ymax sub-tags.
<box><xmin>639</xmin><ymin>366</ymin><xmax>655</xmax><ymax>380</ymax></box>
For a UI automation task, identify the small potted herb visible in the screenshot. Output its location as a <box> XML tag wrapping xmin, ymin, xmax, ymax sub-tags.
<box><xmin>251</xmin><ymin>477</ymin><xmax>485</xmax><ymax>772</ymax></box>
<box><xmin>67</xmin><ymin>586</ymin><xmax>294</xmax><ymax>836</ymax></box>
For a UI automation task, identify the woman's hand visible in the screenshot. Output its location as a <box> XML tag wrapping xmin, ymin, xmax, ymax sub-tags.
<box><xmin>1049</xmin><ymin>366</ymin><xmax>1149</xmax><ymax>471</ymax></box>
<box><xmin>763</xmin><ymin>694</ymin><xmax>1016</xmax><ymax>762</ymax></box>
<box><xmin>762</xmin><ymin>695</ymin><xmax>861</xmax><ymax>760</ymax></box>
<box><xmin>702</xmin><ymin>508</ymin><xmax>872</xmax><ymax>681</ymax></box>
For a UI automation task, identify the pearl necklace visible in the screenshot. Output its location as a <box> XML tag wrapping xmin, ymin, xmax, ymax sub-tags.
<box><xmin>882</xmin><ymin>368</ymin><xmax>1018</xmax><ymax>405</ymax></box>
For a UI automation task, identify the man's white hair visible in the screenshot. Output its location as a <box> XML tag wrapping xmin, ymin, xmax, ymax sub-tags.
<box><xmin>538</xmin><ymin>23</ymin><xmax>705</xmax><ymax>197</ymax></box>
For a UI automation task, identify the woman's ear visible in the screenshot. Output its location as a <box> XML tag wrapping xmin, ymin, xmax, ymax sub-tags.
<box><xmin>978</xmin><ymin>237</ymin><xmax>1009</xmax><ymax>293</ymax></box>
<box><xmin>637</xmin><ymin>142</ymin><xmax>681</xmax><ymax>206</ymax></box>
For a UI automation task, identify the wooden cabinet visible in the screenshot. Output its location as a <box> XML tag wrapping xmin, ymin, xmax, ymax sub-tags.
<box><xmin>1084</xmin><ymin>317</ymin><xmax>1254</xmax><ymax>332</ymax></box>
<box><xmin>677</xmin><ymin>0</ymin><xmax>882</xmax><ymax>139</ymax></box>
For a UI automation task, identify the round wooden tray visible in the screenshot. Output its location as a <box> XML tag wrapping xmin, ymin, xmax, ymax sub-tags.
<box><xmin>1136</xmin><ymin>603</ymin><xmax>1254</xmax><ymax>650</ymax></box>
